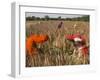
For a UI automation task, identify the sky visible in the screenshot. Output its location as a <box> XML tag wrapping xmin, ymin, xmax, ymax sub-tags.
<box><xmin>25</xmin><ymin>12</ymin><xmax>86</xmax><ymax>18</ymax></box>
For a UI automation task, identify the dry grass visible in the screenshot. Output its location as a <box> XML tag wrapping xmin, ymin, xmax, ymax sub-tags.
<box><xmin>26</xmin><ymin>20</ymin><xmax>89</xmax><ymax>67</ymax></box>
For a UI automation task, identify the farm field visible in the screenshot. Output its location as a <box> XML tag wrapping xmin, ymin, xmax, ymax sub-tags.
<box><xmin>26</xmin><ymin>20</ymin><xmax>89</xmax><ymax>67</ymax></box>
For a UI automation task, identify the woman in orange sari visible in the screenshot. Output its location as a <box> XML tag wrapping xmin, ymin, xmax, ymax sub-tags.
<box><xmin>26</xmin><ymin>34</ymin><xmax>49</xmax><ymax>56</ymax></box>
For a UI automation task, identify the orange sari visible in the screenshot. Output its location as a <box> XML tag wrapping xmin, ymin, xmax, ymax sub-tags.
<box><xmin>26</xmin><ymin>34</ymin><xmax>48</xmax><ymax>56</ymax></box>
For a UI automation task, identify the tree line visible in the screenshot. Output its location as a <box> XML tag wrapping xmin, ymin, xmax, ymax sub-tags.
<box><xmin>26</xmin><ymin>15</ymin><xmax>89</xmax><ymax>22</ymax></box>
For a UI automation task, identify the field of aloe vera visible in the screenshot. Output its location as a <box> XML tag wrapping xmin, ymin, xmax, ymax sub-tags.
<box><xmin>26</xmin><ymin>20</ymin><xmax>89</xmax><ymax>67</ymax></box>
